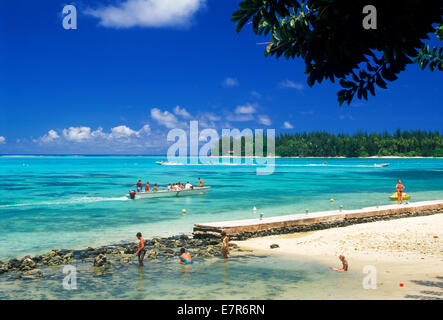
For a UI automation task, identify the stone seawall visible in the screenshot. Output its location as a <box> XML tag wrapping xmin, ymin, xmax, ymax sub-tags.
<box><xmin>193</xmin><ymin>201</ymin><xmax>443</xmax><ymax>240</ymax></box>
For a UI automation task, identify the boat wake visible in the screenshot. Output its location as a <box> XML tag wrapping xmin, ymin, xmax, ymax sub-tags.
<box><xmin>0</xmin><ymin>196</ymin><xmax>129</xmax><ymax>209</ymax></box>
<box><xmin>157</xmin><ymin>162</ymin><xmax>387</xmax><ymax>168</ymax></box>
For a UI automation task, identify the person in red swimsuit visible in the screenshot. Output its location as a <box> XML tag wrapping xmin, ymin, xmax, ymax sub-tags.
<box><xmin>145</xmin><ymin>181</ymin><xmax>150</xmax><ymax>192</ymax></box>
<box><xmin>396</xmin><ymin>180</ymin><xmax>405</xmax><ymax>204</ymax></box>
<box><xmin>135</xmin><ymin>232</ymin><xmax>146</xmax><ymax>267</ymax></box>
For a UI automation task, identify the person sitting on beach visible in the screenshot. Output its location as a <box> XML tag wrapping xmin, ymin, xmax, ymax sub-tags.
<box><xmin>136</xmin><ymin>179</ymin><xmax>142</xmax><ymax>192</ymax></box>
<box><xmin>396</xmin><ymin>180</ymin><xmax>405</xmax><ymax>204</ymax></box>
<box><xmin>135</xmin><ymin>232</ymin><xmax>146</xmax><ymax>267</ymax></box>
<box><xmin>221</xmin><ymin>231</ymin><xmax>229</xmax><ymax>259</ymax></box>
<box><xmin>185</xmin><ymin>181</ymin><xmax>192</xmax><ymax>189</ymax></box>
<box><xmin>145</xmin><ymin>181</ymin><xmax>150</xmax><ymax>192</ymax></box>
<box><xmin>153</xmin><ymin>184</ymin><xmax>159</xmax><ymax>192</ymax></box>
<box><xmin>198</xmin><ymin>177</ymin><xmax>204</xmax><ymax>187</ymax></box>
<box><xmin>333</xmin><ymin>255</ymin><xmax>348</xmax><ymax>272</ymax></box>
<box><xmin>178</xmin><ymin>248</ymin><xmax>193</xmax><ymax>265</ymax></box>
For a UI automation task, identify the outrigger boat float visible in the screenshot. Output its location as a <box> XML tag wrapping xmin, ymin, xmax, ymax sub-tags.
<box><xmin>127</xmin><ymin>186</ymin><xmax>210</xmax><ymax>200</ymax></box>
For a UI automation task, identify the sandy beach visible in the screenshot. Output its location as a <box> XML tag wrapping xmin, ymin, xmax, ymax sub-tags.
<box><xmin>235</xmin><ymin>214</ymin><xmax>443</xmax><ymax>299</ymax></box>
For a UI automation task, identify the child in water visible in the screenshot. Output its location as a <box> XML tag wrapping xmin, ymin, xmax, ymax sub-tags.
<box><xmin>333</xmin><ymin>255</ymin><xmax>348</xmax><ymax>272</ymax></box>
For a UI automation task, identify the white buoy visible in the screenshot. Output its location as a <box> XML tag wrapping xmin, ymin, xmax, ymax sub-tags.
<box><xmin>253</xmin><ymin>206</ymin><xmax>257</xmax><ymax>212</ymax></box>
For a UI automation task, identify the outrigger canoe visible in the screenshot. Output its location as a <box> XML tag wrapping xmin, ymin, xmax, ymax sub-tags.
<box><xmin>389</xmin><ymin>192</ymin><xmax>411</xmax><ymax>200</ymax></box>
<box><xmin>127</xmin><ymin>186</ymin><xmax>210</xmax><ymax>200</ymax></box>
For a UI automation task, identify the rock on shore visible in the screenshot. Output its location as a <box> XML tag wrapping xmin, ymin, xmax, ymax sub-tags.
<box><xmin>0</xmin><ymin>234</ymin><xmax>239</xmax><ymax>278</ymax></box>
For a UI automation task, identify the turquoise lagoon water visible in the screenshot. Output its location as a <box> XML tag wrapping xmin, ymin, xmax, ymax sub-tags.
<box><xmin>0</xmin><ymin>156</ymin><xmax>442</xmax><ymax>299</ymax></box>
<box><xmin>0</xmin><ymin>156</ymin><xmax>443</xmax><ymax>260</ymax></box>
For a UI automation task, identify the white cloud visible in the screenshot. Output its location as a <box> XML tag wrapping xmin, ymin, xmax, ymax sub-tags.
<box><xmin>235</xmin><ymin>103</ymin><xmax>256</xmax><ymax>115</ymax></box>
<box><xmin>258</xmin><ymin>115</ymin><xmax>272</xmax><ymax>126</ymax></box>
<box><xmin>173</xmin><ymin>106</ymin><xmax>191</xmax><ymax>118</ymax></box>
<box><xmin>0</xmin><ymin>136</ymin><xmax>5</xmax><ymax>144</ymax></box>
<box><xmin>250</xmin><ymin>90</ymin><xmax>261</xmax><ymax>99</ymax></box>
<box><xmin>40</xmin><ymin>130</ymin><xmax>60</xmax><ymax>143</ymax></box>
<box><xmin>151</xmin><ymin>108</ymin><xmax>180</xmax><ymax>128</ymax></box>
<box><xmin>138</xmin><ymin>124</ymin><xmax>151</xmax><ymax>135</ymax></box>
<box><xmin>86</xmin><ymin>0</ymin><xmax>205</xmax><ymax>29</ymax></box>
<box><xmin>278</xmin><ymin>79</ymin><xmax>305</xmax><ymax>91</ymax></box>
<box><xmin>222</xmin><ymin>77</ymin><xmax>239</xmax><ymax>88</ymax></box>
<box><xmin>203</xmin><ymin>113</ymin><xmax>221</xmax><ymax>122</ymax></box>
<box><xmin>109</xmin><ymin>125</ymin><xmax>137</xmax><ymax>139</ymax></box>
<box><xmin>62</xmin><ymin>127</ymin><xmax>93</xmax><ymax>142</ymax></box>
<box><xmin>283</xmin><ymin>121</ymin><xmax>294</xmax><ymax>129</ymax></box>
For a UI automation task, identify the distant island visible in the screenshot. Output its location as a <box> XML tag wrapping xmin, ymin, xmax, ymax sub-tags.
<box><xmin>211</xmin><ymin>130</ymin><xmax>443</xmax><ymax>158</ymax></box>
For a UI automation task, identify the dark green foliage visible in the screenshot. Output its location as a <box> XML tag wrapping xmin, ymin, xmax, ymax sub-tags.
<box><xmin>232</xmin><ymin>0</ymin><xmax>443</xmax><ymax>105</ymax></box>
<box><xmin>213</xmin><ymin>130</ymin><xmax>443</xmax><ymax>157</ymax></box>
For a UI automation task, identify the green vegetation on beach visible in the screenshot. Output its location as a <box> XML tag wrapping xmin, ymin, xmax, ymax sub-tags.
<box><xmin>213</xmin><ymin>130</ymin><xmax>443</xmax><ymax>157</ymax></box>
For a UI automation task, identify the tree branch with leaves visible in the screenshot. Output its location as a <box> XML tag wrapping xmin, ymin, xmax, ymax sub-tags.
<box><xmin>232</xmin><ymin>0</ymin><xmax>442</xmax><ymax>105</ymax></box>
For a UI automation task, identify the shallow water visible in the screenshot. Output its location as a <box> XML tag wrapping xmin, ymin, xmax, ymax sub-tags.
<box><xmin>0</xmin><ymin>156</ymin><xmax>442</xmax><ymax>260</ymax></box>
<box><xmin>0</xmin><ymin>254</ymin><xmax>370</xmax><ymax>300</ymax></box>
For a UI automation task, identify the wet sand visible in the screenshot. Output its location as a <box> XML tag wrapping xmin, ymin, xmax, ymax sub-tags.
<box><xmin>235</xmin><ymin>214</ymin><xmax>443</xmax><ymax>299</ymax></box>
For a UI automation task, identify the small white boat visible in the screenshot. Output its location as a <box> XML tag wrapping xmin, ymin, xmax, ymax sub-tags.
<box><xmin>374</xmin><ymin>163</ymin><xmax>390</xmax><ymax>167</ymax></box>
<box><xmin>127</xmin><ymin>186</ymin><xmax>210</xmax><ymax>200</ymax></box>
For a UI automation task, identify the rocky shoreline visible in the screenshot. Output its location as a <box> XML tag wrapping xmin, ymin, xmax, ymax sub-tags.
<box><xmin>0</xmin><ymin>235</ymin><xmax>239</xmax><ymax>279</ymax></box>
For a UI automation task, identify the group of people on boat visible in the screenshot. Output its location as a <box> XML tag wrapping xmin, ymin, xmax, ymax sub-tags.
<box><xmin>135</xmin><ymin>180</ymin><xmax>159</xmax><ymax>193</ymax></box>
<box><xmin>135</xmin><ymin>177</ymin><xmax>204</xmax><ymax>193</ymax></box>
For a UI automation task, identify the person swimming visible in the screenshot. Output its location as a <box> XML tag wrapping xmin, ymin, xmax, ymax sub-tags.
<box><xmin>333</xmin><ymin>255</ymin><xmax>348</xmax><ymax>272</ymax></box>
<box><xmin>178</xmin><ymin>248</ymin><xmax>193</xmax><ymax>265</ymax></box>
<box><xmin>396</xmin><ymin>180</ymin><xmax>405</xmax><ymax>204</ymax></box>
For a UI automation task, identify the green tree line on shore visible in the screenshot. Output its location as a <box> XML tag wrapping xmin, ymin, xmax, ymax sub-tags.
<box><xmin>212</xmin><ymin>130</ymin><xmax>443</xmax><ymax>157</ymax></box>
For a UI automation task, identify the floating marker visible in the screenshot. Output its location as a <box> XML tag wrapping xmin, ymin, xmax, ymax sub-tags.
<box><xmin>253</xmin><ymin>206</ymin><xmax>257</xmax><ymax>212</ymax></box>
<box><xmin>330</xmin><ymin>198</ymin><xmax>334</xmax><ymax>203</ymax></box>
<box><xmin>182</xmin><ymin>209</ymin><xmax>187</xmax><ymax>214</ymax></box>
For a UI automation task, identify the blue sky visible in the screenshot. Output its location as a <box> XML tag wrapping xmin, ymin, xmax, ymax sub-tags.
<box><xmin>0</xmin><ymin>0</ymin><xmax>442</xmax><ymax>154</ymax></box>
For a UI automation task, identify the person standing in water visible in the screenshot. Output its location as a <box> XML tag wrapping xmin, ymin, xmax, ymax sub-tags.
<box><xmin>178</xmin><ymin>248</ymin><xmax>192</xmax><ymax>264</ymax></box>
<box><xmin>145</xmin><ymin>181</ymin><xmax>150</xmax><ymax>192</ymax></box>
<box><xmin>153</xmin><ymin>184</ymin><xmax>159</xmax><ymax>192</ymax></box>
<box><xmin>221</xmin><ymin>231</ymin><xmax>229</xmax><ymax>259</ymax></box>
<box><xmin>135</xmin><ymin>232</ymin><xmax>146</xmax><ymax>267</ymax></box>
<box><xmin>396</xmin><ymin>180</ymin><xmax>405</xmax><ymax>204</ymax></box>
<box><xmin>333</xmin><ymin>255</ymin><xmax>348</xmax><ymax>272</ymax></box>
